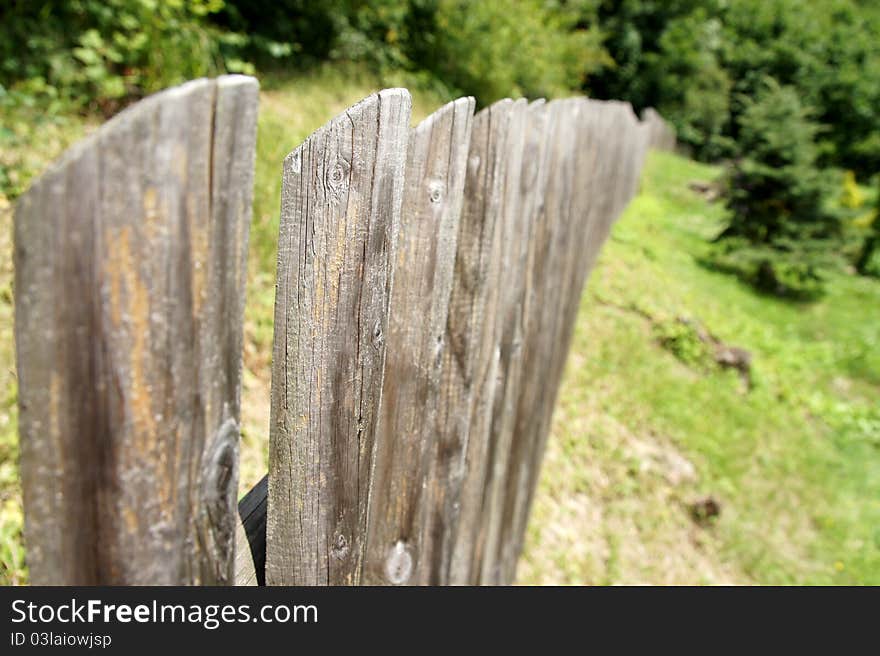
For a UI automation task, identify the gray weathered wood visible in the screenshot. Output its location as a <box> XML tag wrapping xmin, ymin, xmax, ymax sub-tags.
<box><xmin>266</xmin><ymin>89</ymin><xmax>412</xmax><ymax>585</ymax></box>
<box><xmin>641</xmin><ymin>107</ymin><xmax>676</xmax><ymax>152</ymax></box>
<box><xmin>363</xmin><ymin>97</ymin><xmax>475</xmax><ymax>585</ymax></box>
<box><xmin>421</xmin><ymin>99</ymin><xmax>515</xmax><ymax>585</ymax></box>
<box><xmin>474</xmin><ymin>98</ymin><xmax>548</xmax><ymax>585</ymax></box>
<box><xmin>14</xmin><ymin>75</ymin><xmax>259</xmax><ymax>585</ymax></box>
<box><xmin>16</xmin><ymin>83</ymin><xmax>655</xmax><ymax>587</ymax></box>
<box><xmin>235</xmin><ymin>520</ymin><xmax>258</xmax><ymax>586</ymax></box>
<box><xmin>499</xmin><ymin>99</ymin><xmax>652</xmax><ymax>582</ymax></box>
<box><xmin>493</xmin><ymin>98</ymin><xmax>578</xmax><ymax>584</ymax></box>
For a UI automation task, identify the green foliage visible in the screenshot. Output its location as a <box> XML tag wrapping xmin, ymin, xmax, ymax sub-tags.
<box><xmin>654</xmin><ymin>12</ymin><xmax>734</xmax><ymax>160</ymax></box>
<box><xmin>841</xmin><ymin>171</ymin><xmax>865</xmax><ymax>210</ymax></box>
<box><xmin>704</xmin><ymin>238</ymin><xmax>828</xmax><ymax>301</ymax></box>
<box><xmin>524</xmin><ymin>149</ymin><xmax>880</xmax><ymax>584</ymax></box>
<box><xmin>0</xmin><ymin>0</ymin><xmax>230</xmax><ymax>114</ymax></box>
<box><xmin>2</xmin><ymin>64</ymin><xmax>879</xmax><ymax>586</ymax></box>
<box><xmin>653</xmin><ymin>318</ymin><xmax>714</xmax><ymax>369</ymax></box>
<box><xmin>710</xmin><ymin>79</ymin><xmax>841</xmax><ymax>299</ymax></box>
<box><xmin>214</xmin><ymin>0</ymin><xmax>608</xmax><ymax>106</ymax></box>
<box><xmin>589</xmin><ymin>0</ymin><xmax>880</xmax><ymax>178</ymax></box>
<box><xmin>854</xmin><ymin>175</ymin><xmax>880</xmax><ymax>276</ymax></box>
<box><xmin>421</xmin><ymin>0</ymin><xmax>607</xmax><ymax>104</ymax></box>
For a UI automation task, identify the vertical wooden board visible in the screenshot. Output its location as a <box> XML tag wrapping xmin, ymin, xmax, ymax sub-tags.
<box><xmin>501</xmin><ymin>99</ymin><xmax>655</xmax><ymax>581</ymax></box>
<box><xmin>474</xmin><ymin>98</ymin><xmax>546</xmax><ymax>585</ymax></box>
<box><xmin>608</xmin><ymin>101</ymin><xmax>640</xmax><ymax>222</ymax></box>
<box><xmin>413</xmin><ymin>99</ymin><xmax>513</xmax><ymax>585</ymax></box>
<box><xmin>511</xmin><ymin>100</ymin><xmax>603</xmax><ymax>567</ymax></box>
<box><xmin>585</xmin><ymin>101</ymin><xmax>630</xmax><ymax>252</ymax></box>
<box><xmin>14</xmin><ymin>139</ymin><xmax>98</xmax><ymax>584</ymax></box>
<box><xmin>616</xmin><ymin>102</ymin><xmax>644</xmax><ymax>210</ymax></box>
<box><xmin>266</xmin><ymin>89</ymin><xmax>412</xmax><ymax>585</ymax></box>
<box><xmin>203</xmin><ymin>76</ymin><xmax>260</xmax><ymax>583</ymax></box>
<box><xmin>495</xmin><ymin>99</ymin><xmax>583</xmax><ymax>583</ymax></box>
<box><xmin>15</xmin><ymin>76</ymin><xmax>259</xmax><ymax>584</ymax></box>
<box><xmin>641</xmin><ymin>107</ymin><xmax>676</xmax><ymax>152</ymax></box>
<box><xmin>555</xmin><ymin>99</ymin><xmax>605</xmax><ymax>372</ymax></box>
<box><xmin>363</xmin><ymin>97</ymin><xmax>475</xmax><ymax>585</ymax></box>
<box><xmin>557</xmin><ymin>99</ymin><xmax>600</xmax><ymax>320</ymax></box>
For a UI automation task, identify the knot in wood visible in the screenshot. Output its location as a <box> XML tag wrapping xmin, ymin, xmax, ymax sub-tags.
<box><xmin>428</xmin><ymin>180</ymin><xmax>444</xmax><ymax>204</ymax></box>
<box><xmin>327</xmin><ymin>159</ymin><xmax>349</xmax><ymax>190</ymax></box>
<box><xmin>198</xmin><ymin>417</ymin><xmax>239</xmax><ymax>584</ymax></box>
<box><xmin>521</xmin><ymin>145</ymin><xmax>539</xmax><ymax>191</ymax></box>
<box><xmin>384</xmin><ymin>541</ymin><xmax>413</xmax><ymax>585</ymax></box>
<box><xmin>324</xmin><ymin>158</ymin><xmax>351</xmax><ymax>206</ymax></box>
<box><xmin>468</xmin><ymin>154</ymin><xmax>481</xmax><ymax>176</ymax></box>
<box><xmin>288</xmin><ymin>150</ymin><xmax>302</xmax><ymax>174</ymax></box>
<box><xmin>331</xmin><ymin>533</ymin><xmax>349</xmax><ymax>559</ymax></box>
<box><xmin>371</xmin><ymin>319</ymin><xmax>384</xmax><ymax>348</ymax></box>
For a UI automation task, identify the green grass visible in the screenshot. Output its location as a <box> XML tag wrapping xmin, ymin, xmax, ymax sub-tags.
<box><xmin>520</xmin><ymin>151</ymin><xmax>880</xmax><ymax>584</ymax></box>
<box><xmin>1</xmin><ymin>66</ymin><xmax>878</xmax><ymax>585</ymax></box>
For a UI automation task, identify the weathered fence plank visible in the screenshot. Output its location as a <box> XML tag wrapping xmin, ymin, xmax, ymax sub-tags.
<box><xmin>266</xmin><ymin>89</ymin><xmax>412</xmax><ymax>585</ymax></box>
<box><xmin>363</xmin><ymin>97</ymin><xmax>475</xmax><ymax>585</ymax></box>
<box><xmin>474</xmin><ymin>98</ymin><xmax>547</xmax><ymax>585</ymax></box>
<box><xmin>17</xmin><ymin>81</ymin><xmax>663</xmax><ymax>586</ymax></box>
<box><xmin>424</xmin><ymin>99</ymin><xmax>515</xmax><ymax>585</ymax></box>
<box><xmin>641</xmin><ymin>107</ymin><xmax>677</xmax><ymax>152</ymax></box>
<box><xmin>14</xmin><ymin>75</ymin><xmax>259</xmax><ymax>585</ymax></box>
<box><xmin>502</xmin><ymin>100</ymin><xmax>654</xmax><ymax>581</ymax></box>
<box><xmin>492</xmin><ymin>98</ymin><xmax>581</xmax><ymax>584</ymax></box>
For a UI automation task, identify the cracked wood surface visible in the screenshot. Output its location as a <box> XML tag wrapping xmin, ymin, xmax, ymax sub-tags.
<box><xmin>266</xmin><ymin>88</ymin><xmax>412</xmax><ymax>585</ymax></box>
<box><xmin>363</xmin><ymin>97</ymin><xmax>475</xmax><ymax>585</ymax></box>
<box><xmin>16</xmin><ymin>82</ymin><xmax>657</xmax><ymax>586</ymax></box>
<box><xmin>14</xmin><ymin>75</ymin><xmax>259</xmax><ymax>585</ymax></box>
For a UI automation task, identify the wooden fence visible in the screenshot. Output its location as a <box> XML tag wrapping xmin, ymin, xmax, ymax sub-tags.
<box><xmin>13</xmin><ymin>75</ymin><xmax>674</xmax><ymax>585</ymax></box>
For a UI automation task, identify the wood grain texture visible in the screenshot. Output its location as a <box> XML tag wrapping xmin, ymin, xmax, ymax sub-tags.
<box><xmin>499</xmin><ymin>99</ymin><xmax>652</xmax><ymax>582</ymax></box>
<box><xmin>234</xmin><ymin>518</ymin><xmax>258</xmax><ymax>586</ymax></box>
<box><xmin>495</xmin><ymin>99</ymin><xmax>578</xmax><ymax>584</ymax></box>
<box><xmin>474</xmin><ymin>98</ymin><xmax>546</xmax><ymax>585</ymax></box>
<box><xmin>363</xmin><ymin>97</ymin><xmax>475</xmax><ymax>585</ymax></box>
<box><xmin>14</xmin><ymin>75</ymin><xmax>259</xmax><ymax>585</ymax></box>
<box><xmin>407</xmin><ymin>99</ymin><xmax>513</xmax><ymax>585</ymax></box>
<box><xmin>266</xmin><ymin>89</ymin><xmax>412</xmax><ymax>585</ymax></box>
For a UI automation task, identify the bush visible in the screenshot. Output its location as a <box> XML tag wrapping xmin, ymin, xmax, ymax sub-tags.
<box><xmin>0</xmin><ymin>0</ymin><xmax>231</xmax><ymax>114</ymax></box>
<box><xmin>587</xmin><ymin>0</ymin><xmax>880</xmax><ymax>179</ymax></box>
<box><xmin>703</xmin><ymin>238</ymin><xmax>828</xmax><ymax>300</ymax></box>
<box><xmin>216</xmin><ymin>0</ymin><xmax>609</xmax><ymax>106</ymax></box>
<box><xmin>711</xmin><ymin>78</ymin><xmax>842</xmax><ymax>298</ymax></box>
<box><xmin>855</xmin><ymin>176</ymin><xmax>880</xmax><ymax>276</ymax></box>
<box><xmin>653</xmin><ymin>317</ymin><xmax>714</xmax><ymax>369</ymax></box>
<box><xmin>421</xmin><ymin>0</ymin><xmax>607</xmax><ymax>104</ymax></box>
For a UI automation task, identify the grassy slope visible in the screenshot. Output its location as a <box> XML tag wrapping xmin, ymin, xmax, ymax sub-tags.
<box><xmin>1</xmin><ymin>67</ymin><xmax>877</xmax><ymax>585</ymax></box>
<box><xmin>520</xmin><ymin>151</ymin><xmax>880</xmax><ymax>584</ymax></box>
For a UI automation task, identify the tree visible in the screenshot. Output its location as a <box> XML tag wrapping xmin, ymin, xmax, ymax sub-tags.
<box><xmin>855</xmin><ymin>176</ymin><xmax>880</xmax><ymax>276</ymax></box>
<box><xmin>714</xmin><ymin>78</ymin><xmax>840</xmax><ymax>298</ymax></box>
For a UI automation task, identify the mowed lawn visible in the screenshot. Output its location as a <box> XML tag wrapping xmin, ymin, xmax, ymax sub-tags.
<box><xmin>1</xmin><ymin>66</ymin><xmax>878</xmax><ymax>585</ymax></box>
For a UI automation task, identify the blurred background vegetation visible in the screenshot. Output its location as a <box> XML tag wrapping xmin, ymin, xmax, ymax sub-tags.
<box><xmin>0</xmin><ymin>0</ymin><xmax>878</xmax><ymax>584</ymax></box>
<box><xmin>2</xmin><ymin>0</ymin><xmax>879</xmax><ymax>287</ymax></box>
